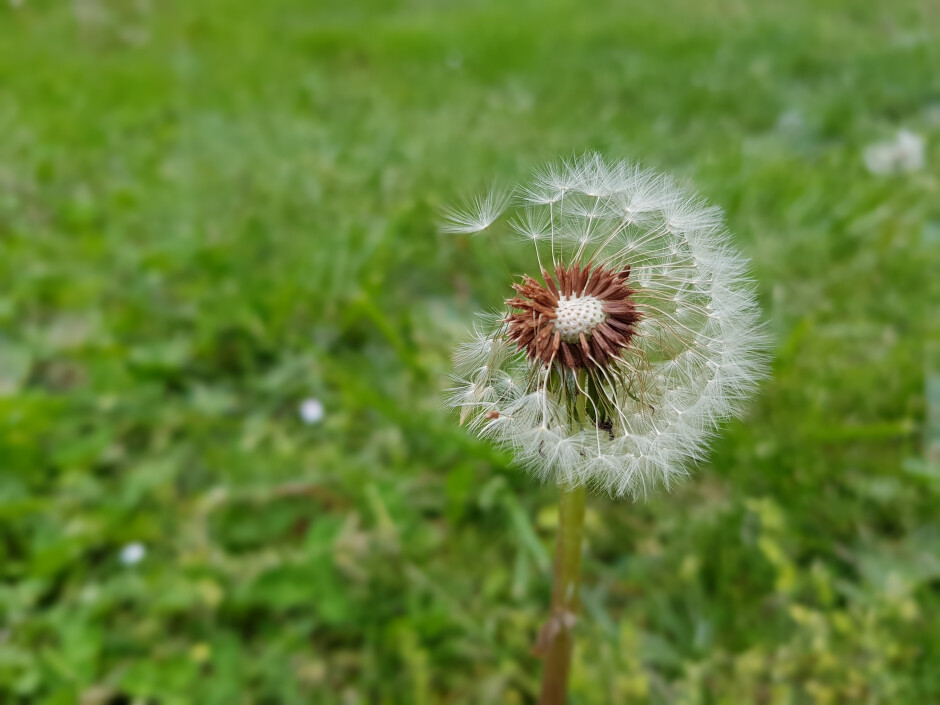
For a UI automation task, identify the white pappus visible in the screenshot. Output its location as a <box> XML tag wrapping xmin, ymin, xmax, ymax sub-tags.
<box><xmin>443</xmin><ymin>154</ymin><xmax>769</xmax><ymax>500</ymax></box>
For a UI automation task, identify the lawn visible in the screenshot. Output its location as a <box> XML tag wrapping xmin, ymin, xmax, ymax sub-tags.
<box><xmin>0</xmin><ymin>0</ymin><xmax>937</xmax><ymax>702</ymax></box>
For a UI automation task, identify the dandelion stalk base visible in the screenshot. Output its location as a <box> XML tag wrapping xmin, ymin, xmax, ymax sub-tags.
<box><xmin>537</xmin><ymin>484</ymin><xmax>586</xmax><ymax>705</ymax></box>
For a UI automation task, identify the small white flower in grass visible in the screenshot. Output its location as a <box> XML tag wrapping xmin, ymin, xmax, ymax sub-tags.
<box><xmin>444</xmin><ymin>154</ymin><xmax>769</xmax><ymax>500</ymax></box>
<box><xmin>864</xmin><ymin>130</ymin><xmax>926</xmax><ymax>175</ymax></box>
<box><xmin>299</xmin><ymin>397</ymin><xmax>325</xmax><ymax>424</ymax></box>
<box><xmin>120</xmin><ymin>542</ymin><xmax>146</xmax><ymax>566</ymax></box>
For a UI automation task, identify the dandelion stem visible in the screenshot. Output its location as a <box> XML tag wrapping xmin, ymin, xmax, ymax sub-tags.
<box><xmin>538</xmin><ymin>483</ymin><xmax>586</xmax><ymax>705</ymax></box>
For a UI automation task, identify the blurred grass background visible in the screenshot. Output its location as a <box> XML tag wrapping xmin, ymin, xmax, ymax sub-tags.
<box><xmin>1</xmin><ymin>0</ymin><xmax>938</xmax><ymax>703</ymax></box>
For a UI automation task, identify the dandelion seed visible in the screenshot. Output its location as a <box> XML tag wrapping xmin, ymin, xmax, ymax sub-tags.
<box><xmin>120</xmin><ymin>542</ymin><xmax>146</xmax><ymax>566</ymax></box>
<box><xmin>299</xmin><ymin>397</ymin><xmax>325</xmax><ymax>424</ymax></box>
<box><xmin>445</xmin><ymin>153</ymin><xmax>768</xmax><ymax>499</ymax></box>
<box><xmin>440</xmin><ymin>185</ymin><xmax>512</xmax><ymax>234</ymax></box>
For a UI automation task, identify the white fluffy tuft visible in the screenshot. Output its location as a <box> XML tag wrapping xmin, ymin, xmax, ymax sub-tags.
<box><xmin>439</xmin><ymin>185</ymin><xmax>512</xmax><ymax>234</ymax></box>
<box><xmin>446</xmin><ymin>154</ymin><xmax>769</xmax><ymax>499</ymax></box>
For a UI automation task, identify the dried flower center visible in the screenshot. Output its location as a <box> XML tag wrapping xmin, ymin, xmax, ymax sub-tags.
<box><xmin>555</xmin><ymin>295</ymin><xmax>607</xmax><ymax>343</ymax></box>
<box><xmin>504</xmin><ymin>262</ymin><xmax>642</xmax><ymax>371</ymax></box>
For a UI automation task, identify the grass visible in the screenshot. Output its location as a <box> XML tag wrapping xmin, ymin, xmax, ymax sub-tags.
<box><xmin>0</xmin><ymin>0</ymin><xmax>937</xmax><ymax>702</ymax></box>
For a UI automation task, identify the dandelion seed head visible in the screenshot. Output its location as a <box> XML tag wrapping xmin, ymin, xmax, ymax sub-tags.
<box><xmin>864</xmin><ymin>129</ymin><xmax>926</xmax><ymax>175</ymax></box>
<box><xmin>444</xmin><ymin>153</ymin><xmax>768</xmax><ymax>499</ymax></box>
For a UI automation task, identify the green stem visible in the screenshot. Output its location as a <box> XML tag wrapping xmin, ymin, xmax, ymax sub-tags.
<box><xmin>538</xmin><ymin>483</ymin><xmax>586</xmax><ymax>705</ymax></box>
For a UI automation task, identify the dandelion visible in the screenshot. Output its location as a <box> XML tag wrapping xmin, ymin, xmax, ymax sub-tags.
<box><xmin>863</xmin><ymin>129</ymin><xmax>926</xmax><ymax>175</ymax></box>
<box><xmin>442</xmin><ymin>153</ymin><xmax>768</xmax><ymax>704</ymax></box>
<box><xmin>445</xmin><ymin>154</ymin><xmax>766</xmax><ymax>498</ymax></box>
